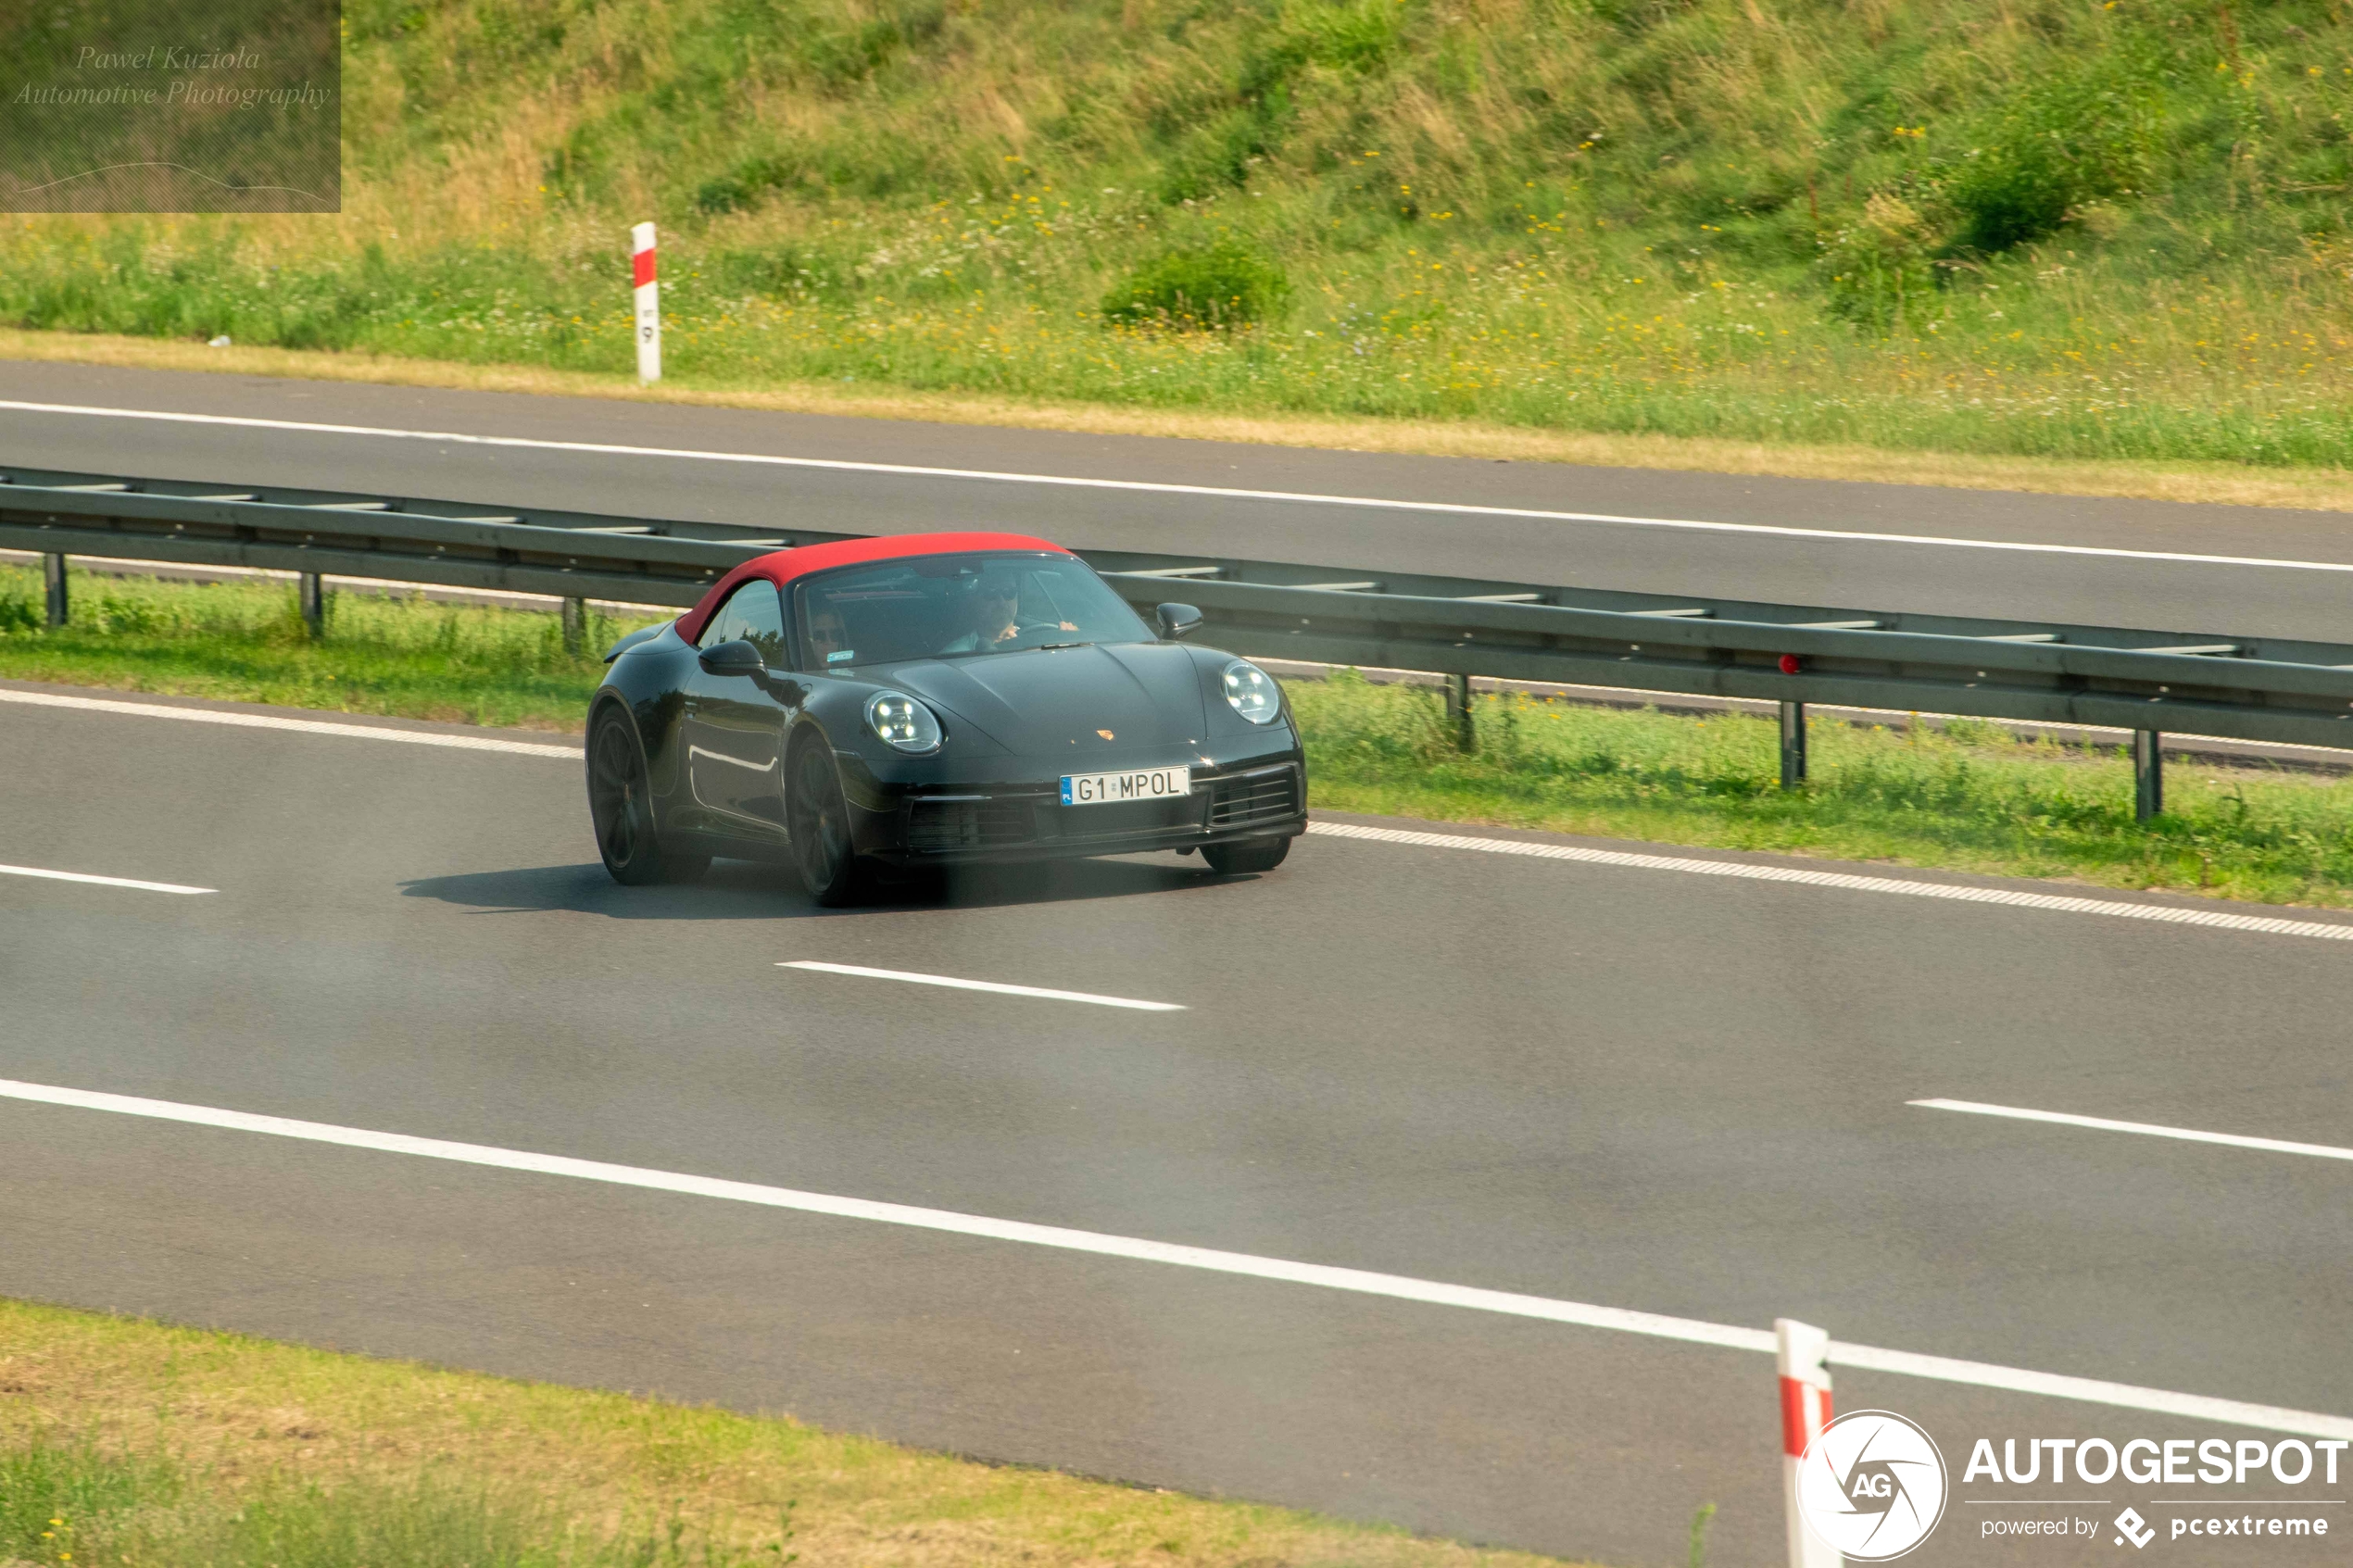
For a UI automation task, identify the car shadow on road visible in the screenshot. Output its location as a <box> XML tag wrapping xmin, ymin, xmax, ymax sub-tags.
<box><xmin>399</xmin><ymin>854</ymin><xmax>1218</xmax><ymax>919</ymax></box>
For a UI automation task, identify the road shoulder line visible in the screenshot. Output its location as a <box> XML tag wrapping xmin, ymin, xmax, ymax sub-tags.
<box><xmin>0</xmin><ymin>687</ymin><xmax>581</xmax><ymax>757</ymax></box>
<box><xmin>0</xmin><ymin>1073</ymin><xmax>2345</xmax><ymax>1440</ymax></box>
<box><xmin>1308</xmin><ymin>821</ymin><xmax>2353</xmax><ymax>942</ymax></box>
<box><xmin>6</xmin><ymin>398</ymin><xmax>2352</xmax><ymax>572</ymax></box>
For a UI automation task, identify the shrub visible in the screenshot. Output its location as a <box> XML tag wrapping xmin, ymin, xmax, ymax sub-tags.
<box><xmin>1100</xmin><ymin>241</ymin><xmax>1291</xmax><ymax>330</ymax></box>
<box><xmin>1945</xmin><ymin>68</ymin><xmax>2159</xmax><ymax>254</ymax></box>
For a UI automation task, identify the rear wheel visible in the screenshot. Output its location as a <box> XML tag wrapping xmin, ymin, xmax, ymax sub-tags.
<box><xmin>588</xmin><ymin>708</ymin><xmax>708</xmax><ymax>884</ymax></box>
<box><xmin>787</xmin><ymin>734</ymin><xmax>870</xmax><ymax>905</ymax></box>
<box><xmin>1202</xmin><ymin>836</ymin><xmax>1290</xmax><ymax>875</ymax></box>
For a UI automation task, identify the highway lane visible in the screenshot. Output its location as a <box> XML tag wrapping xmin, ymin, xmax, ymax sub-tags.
<box><xmin>7</xmin><ymin>360</ymin><xmax>2353</xmax><ymax>641</ymax></box>
<box><xmin>4</xmin><ymin>684</ymin><xmax>2350</xmax><ymax>1566</ymax></box>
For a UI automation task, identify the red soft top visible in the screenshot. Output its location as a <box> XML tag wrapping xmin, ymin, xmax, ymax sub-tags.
<box><xmin>673</xmin><ymin>531</ymin><xmax>1070</xmax><ymax>646</ymax></box>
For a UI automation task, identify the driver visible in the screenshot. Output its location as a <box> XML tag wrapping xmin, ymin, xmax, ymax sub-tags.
<box><xmin>807</xmin><ymin>607</ymin><xmax>850</xmax><ymax>666</ymax></box>
<box><xmin>938</xmin><ymin>574</ymin><xmax>1075</xmax><ymax>654</ymax></box>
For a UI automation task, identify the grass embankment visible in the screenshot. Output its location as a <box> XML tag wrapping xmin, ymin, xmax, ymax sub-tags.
<box><xmin>5</xmin><ymin>0</ymin><xmax>2352</xmax><ymax>471</ymax></box>
<box><xmin>0</xmin><ymin>565</ymin><xmax>662</xmax><ymax>730</ymax></box>
<box><xmin>0</xmin><ymin>1298</ymin><xmax>1570</xmax><ymax>1568</ymax></box>
<box><xmin>8</xmin><ymin>562</ymin><xmax>2353</xmax><ymax>907</ymax></box>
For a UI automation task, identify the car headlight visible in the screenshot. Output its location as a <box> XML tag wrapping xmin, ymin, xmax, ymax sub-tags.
<box><xmin>865</xmin><ymin>691</ymin><xmax>942</xmax><ymax>753</ymax></box>
<box><xmin>1221</xmin><ymin>660</ymin><xmax>1282</xmax><ymax>725</ymax></box>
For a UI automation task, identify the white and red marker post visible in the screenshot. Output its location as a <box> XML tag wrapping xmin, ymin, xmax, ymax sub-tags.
<box><xmin>1778</xmin><ymin>1318</ymin><xmax>1840</xmax><ymax>1568</ymax></box>
<box><xmin>632</xmin><ymin>221</ymin><xmax>661</xmax><ymax>383</ymax></box>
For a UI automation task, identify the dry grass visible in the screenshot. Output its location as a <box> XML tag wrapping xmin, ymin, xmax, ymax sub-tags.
<box><xmin>9</xmin><ymin>327</ymin><xmax>2353</xmax><ymax>515</ymax></box>
<box><xmin>0</xmin><ymin>1298</ymin><xmax>1579</xmax><ymax>1568</ymax></box>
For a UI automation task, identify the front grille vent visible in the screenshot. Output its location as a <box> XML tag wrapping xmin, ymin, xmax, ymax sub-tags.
<box><xmin>1208</xmin><ymin>768</ymin><xmax>1300</xmax><ymax>829</ymax></box>
<box><xmin>908</xmin><ymin>797</ymin><xmax>1031</xmax><ymax>851</ymax></box>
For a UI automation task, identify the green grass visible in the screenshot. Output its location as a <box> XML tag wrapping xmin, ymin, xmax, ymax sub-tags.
<box><xmin>2</xmin><ymin>0</ymin><xmax>2349</xmax><ymax>469</ymax></box>
<box><xmin>9</xmin><ymin>564</ymin><xmax>2353</xmax><ymax>907</ymax></box>
<box><xmin>1293</xmin><ymin>671</ymin><xmax>2353</xmax><ymax>908</ymax></box>
<box><xmin>0</xmin><ymin>565</ymin><xmax>662</xmax><ymax>729</ymax></box>
<box><xmin>0</xmin><ymin>1442</ymin><xmax>772</xmax><ymax>1568</ymax></box>
<box><xmin>0</xmin><ymin>1298</ymin><xmax>1576</xmax><ymax>1568</ymax></box>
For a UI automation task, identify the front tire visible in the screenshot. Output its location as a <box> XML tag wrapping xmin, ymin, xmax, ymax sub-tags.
<box><xmin>786</xmin><ymin>734</ymin><xmax>870</xmax><ymax>906</ymax></box>
<box><xmin>1202</xmin><ymin>836</ymin><xmax>1290</xmax><ymax>875</ymax></box>
<box><xmin>588</xmin><ymin>707</ymin><xmax>708</xmax><ymax>885</ymax></box>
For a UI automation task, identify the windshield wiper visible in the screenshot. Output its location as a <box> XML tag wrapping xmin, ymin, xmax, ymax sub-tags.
<box><xmin>1031</xmin><ymin>640</ymin><xmax>1093</xmax><ymax>651</ymax></box>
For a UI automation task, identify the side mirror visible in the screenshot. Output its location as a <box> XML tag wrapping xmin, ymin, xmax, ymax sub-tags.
<box><xmin>1155</xmin><ymin>602</ymin><xmax>1203</xmax><ymax>640</ymax></box>
<box><xmin>697</xmin><ymin>638</ymin><xmax>765</xmax><ymax>677</ymax></box>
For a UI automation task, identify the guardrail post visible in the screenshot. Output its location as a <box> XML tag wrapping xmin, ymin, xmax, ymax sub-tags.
<box><xmin>1777</xmin><ymin>1318</ymin><xmax>1838</xmax><ymax>1568</ymax></box>
<box><xmin>561</xmin><ymin>596</ymin><xmax>587</xmax><ymax>657</ymax></box>
<box><xmin>1779</xmin><ymin>701</ymin><xmax>1807</xmax><ymax>787</ymax></box>
<box><xmin>43</xmin><ymin>553</ymin><xmax>68</xmax><ymax>628</ymax></box>
<box><xmin>1443</xmin><ymin>673</ymin><xmax>1475</xmax><ymax>752</ymax></box>
<box><xmin>2133</xmin><ymin>730</ymin><xmax>2163</xmax><ymax>821</ymax></box>
<box><xmin>298</xmin><ymin>572</ymin><xmax>328</xmax><ymax>640</ymax></box>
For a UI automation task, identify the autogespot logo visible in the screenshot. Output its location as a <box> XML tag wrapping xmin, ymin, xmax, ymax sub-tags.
<box><xmin>1797</xmin><ymin>1410</ymin><xmax>1951</xmax><ymax>1561</ymax></box>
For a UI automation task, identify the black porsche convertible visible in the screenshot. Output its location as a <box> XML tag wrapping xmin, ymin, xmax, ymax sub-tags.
<box><xmin>585</xmin><ymin>531</ymin><xmax>1307</xmax><ymax>902</ymax></box>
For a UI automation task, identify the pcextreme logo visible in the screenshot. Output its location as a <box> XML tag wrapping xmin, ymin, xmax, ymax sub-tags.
<box><xmin>1796</xmin><ymin>1410</ymin><xmax>1951</xmax><ymax>1561</ymax></box>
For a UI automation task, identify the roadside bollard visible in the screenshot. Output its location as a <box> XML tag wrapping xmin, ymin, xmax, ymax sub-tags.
<box><xmin>1778</xmin><ymin>1318</ymin><xmax>1839</xmax><ymax>1568</ymax></box>
<box><xmin>44</xmin><ymin>552</ymin><xmax>68</xmax><ymax>627</ymax></box>
<box><xmin>562</xmin><ymin>596</ymin><xmax>588</xmax><ymax>657</ymax></box>
<box><xmin>633</xmin><ymin>221</ymin><xmax>661</xmax><ymax>383</ymax></box>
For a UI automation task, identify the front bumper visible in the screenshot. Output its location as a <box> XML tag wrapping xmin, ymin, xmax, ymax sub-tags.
<box><xmin>849</xmin><ymin>757</ymin><xmax>1307</xmax><ymax>867</ymax></box>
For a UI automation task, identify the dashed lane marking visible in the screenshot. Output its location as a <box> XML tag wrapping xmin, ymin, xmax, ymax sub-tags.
<box><xmin>0</xmin><ymin>862</ymin><xmax>212</xmax><ymax>895</ymax></box>
<box><xmin>1912</xmin><ymin>1098</ymin><xmax>2353</xmax><ymax>1163</ymax></box>
<box><xmin>782</xmin><ymin>960</ymin><xmax>1184</xmax><ymax>1012</ymax></box>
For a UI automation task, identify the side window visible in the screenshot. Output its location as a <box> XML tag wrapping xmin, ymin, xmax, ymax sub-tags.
<box><xmin>698</xmin><ymin>583</ymin><xmax>787</xmax><ymax>667</ymax></box>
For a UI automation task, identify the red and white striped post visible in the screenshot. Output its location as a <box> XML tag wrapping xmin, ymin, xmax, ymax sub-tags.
<box><xmin>1778</xmin><ymin>1318</ymin><xmax>1840</xmax><ymax>1568</ymax></box>
<box><xmin>631</xmin><ymin>221</ymin><xmax>661</xmax><ymax>383</ymax></box>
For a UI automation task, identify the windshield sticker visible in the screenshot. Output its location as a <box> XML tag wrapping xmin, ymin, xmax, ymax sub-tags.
<box><xmin>826</xmin><ymin>649</ymin><xmax>856</xmax><ymax>663</ymax></box>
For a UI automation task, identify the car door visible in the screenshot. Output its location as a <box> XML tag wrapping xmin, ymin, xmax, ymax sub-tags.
<box><xmin>684</xmin><ymin>582</ymin><xmax>798</xmax><ymax>836</ymax></box>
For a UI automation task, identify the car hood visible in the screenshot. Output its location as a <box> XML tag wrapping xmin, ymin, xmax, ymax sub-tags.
<box><xmin>889</xmin><ymin>642</ymin><xmax>1209</xmax><ymax>755</ymax></box>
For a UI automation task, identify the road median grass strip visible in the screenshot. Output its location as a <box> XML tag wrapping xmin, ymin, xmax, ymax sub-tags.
<box><xmin>0</xmin><ymin>1298</ymin><xmax>1573</xmax><ymax>1568</ymax></box>
<box><xmin>6</xmin><ymin>561</ymin><xmax>2352</xmax><ymax>909</ymax></box>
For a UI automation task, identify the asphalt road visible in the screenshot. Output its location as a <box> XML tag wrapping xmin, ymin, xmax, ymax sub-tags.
<box><xmin>8</xmin><ymin>359</ymin><xmax>2353</xmax><ymax>640</ymax></box>
<box><xmin>3</xmin><ymin>682</ymin><xmax>2349</xmax><ymax>1567</ymax></box>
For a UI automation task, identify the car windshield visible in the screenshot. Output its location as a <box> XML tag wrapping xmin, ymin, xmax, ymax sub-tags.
<box><xmin>793</xmin><ymin>552</ymin><xmax>1152</xmax><ymax>670</ymax></box>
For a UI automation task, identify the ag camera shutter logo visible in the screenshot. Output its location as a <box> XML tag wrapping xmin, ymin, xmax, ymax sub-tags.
<box><xmin>1796</xmin><ymin>1410</ymin><xmax>1950</xmax><ymax>1561</ymax></box>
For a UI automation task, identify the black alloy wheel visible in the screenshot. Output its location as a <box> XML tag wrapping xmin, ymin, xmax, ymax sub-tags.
<box><xmin>588</xmin><ymin>708</ymin><xmax>708</xmax><ymax>885</ymax></box>
<box><xmin>787</xmin><ymin>734</ymin><xmax>868</xmax><ymax>905</ymax></box>
<box><xmin>1201</xmin><ymin>836</ymin><xmax>1290</xmax><ymax>874</ymax></box>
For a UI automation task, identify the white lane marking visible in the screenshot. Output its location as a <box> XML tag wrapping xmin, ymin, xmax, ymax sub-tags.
<box><xmin>4</xmin><ymin>399</ymin><xmax>2348</xmax><ymax>575</ymax></box>
<box><xmin>1913</xmin><ymin>1098</ymin><xmax>2353</xmax><ymax>1163</ymax></box>
<box><xmin>1309</xmin><ymin>822</ymin><xmax>2353</xmax><ymax>943</ymax></box>
<box><xmin>0</xmin><ymin>862</ymin><xmax>212</xmax><ymax>895</ymax></box>
<box><xmin>781</xmin><ymin>960</ymin><xmax>1184</xmax><ymax>1012</ymax></box>
<box><xmin>18</xmin><ymin>684</ymin><xmax>2350</xmax><ymax>946</ymax></box>
<box><xmin>0</xmin><ymin>688</ymin><xmax>581</xmax><ymax>758</ymax></box>
<box><xmin>0</xmin><ymin>1073</ymin><xmax>2345</xmax><ymax>1439</ymax></box>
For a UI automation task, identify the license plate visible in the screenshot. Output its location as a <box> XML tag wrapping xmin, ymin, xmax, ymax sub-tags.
<box><xmin>1061</xmin><ymin>766</ymin><xmax>1190</xmax><ymax>806</ymax></box>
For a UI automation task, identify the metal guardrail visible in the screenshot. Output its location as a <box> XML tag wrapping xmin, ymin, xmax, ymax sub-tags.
<box><xmin>10</xmin><ymin>465</ymin><xmax>2352</xmax><ymax>819</ymax></box>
